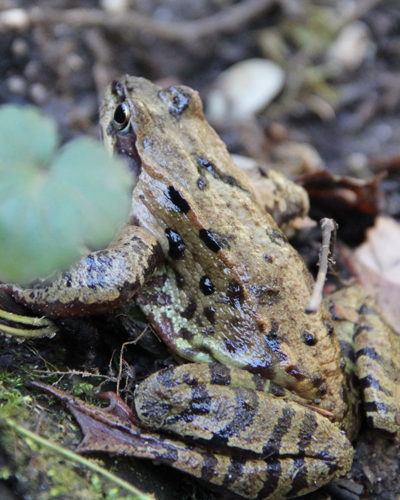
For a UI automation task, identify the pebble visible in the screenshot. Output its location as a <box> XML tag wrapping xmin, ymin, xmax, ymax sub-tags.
<box><xmin>207</xmin><ymin>58</ymin><xmax>285</xmax><ymax>123</ymax></box>
<box><xmin>327</xmin><ymin>21</ymin><xmax>373</xmax><ymax>72</ymax></box>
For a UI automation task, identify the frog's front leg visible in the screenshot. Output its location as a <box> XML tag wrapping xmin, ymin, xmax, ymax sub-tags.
<box><xmin>133</xmin><ymin>363</ymin><xmax>353</xmax><ymax>500</ymax></box>
<box><xmin>328</xmin><ymin>285</ymin><xmax>400</xmax><ymax>438</ymax></box>
<box><xmin>0</xmin><ymin>225</ymin><xmax>163</xmax><ymax>317</ymax></box>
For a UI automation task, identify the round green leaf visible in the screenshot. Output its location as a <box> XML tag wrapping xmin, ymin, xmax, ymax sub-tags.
<box><xmin>0</xmin><ymin>106</ymin><xmax>133</xmax><ymax>284</ymax></box>
<box><xmin>0</xmin><ymin>105</ymin><xmax>58</xmax><ymax>169</ymax></box>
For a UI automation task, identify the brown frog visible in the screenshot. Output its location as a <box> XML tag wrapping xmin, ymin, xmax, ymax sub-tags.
<box><xmin>3</xmin><ymin>76</ymin><xmax>400</xmax><ymax>499</ymax></box>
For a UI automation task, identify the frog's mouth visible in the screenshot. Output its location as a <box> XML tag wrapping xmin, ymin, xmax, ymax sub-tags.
<box><xmin>113</xmin><ymin>128</ymin><xmax>142</xmax><ymax>181</ymax></box>
<box><xmin>100</xmin><ymin>108</ymin><xmax>142</xmax><ymax>183</ymax></box>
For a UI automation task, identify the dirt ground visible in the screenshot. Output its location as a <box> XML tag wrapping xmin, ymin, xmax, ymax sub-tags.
<box><xmin>1</xmin><ymin>1</ymin><xmax>400</xmax><ymax>499</ymax></box>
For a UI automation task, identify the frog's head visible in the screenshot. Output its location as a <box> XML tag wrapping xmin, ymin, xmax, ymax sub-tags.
<box><xmin>100</xmin><ymin>75</ymin><xmax>204</xmax><ymax>180</ymax></box>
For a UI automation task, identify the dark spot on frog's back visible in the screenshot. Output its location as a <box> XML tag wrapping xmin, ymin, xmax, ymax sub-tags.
<box><xmin>179</xmin><ymin>327</ymin><xmax>194</xmax><ymax>340</ymax></box>
<box><xmin>197</xmin><ymin>175</ymin><xmax>209</xmax><ymax>190</ymax></box>
<box><xmin>199</xmin><ymin>229</ymin><xmax>222</xmax><ymax>253</ymax></box>
<box><xmin>203</xmin><ymin>306</ymin><xmax>216</xmax><ymax>324</ymax></box>
<box><xmin>196</xmin><ymin>157</ymin><xmax>248</xmax><ymax>192</ymax></box>
<box><xmin>158</xmin><ymin>87</ymin><xmax>190</xmax><ymax>117</ymax></box>
<box><xmin>165</xmin><ymin>186</ymin><xmax>190</xmax><ymax>214</ymax></box>
<box><xmin>200</xmin><ymin>276</ymin><xmax>215</xmax><ymax>296</ymax></box>
<box><xmin>285</xmin><ymin>365</ymin><xmax>307</xmax><ymax>381</ymax></box>
<box><xmin>311</xmin><ymin>373</ymin><xmax>324</xmax><ymax>388</ymax></box>
<box><xmin>227</xmin><ymin>280</ymin><xmax>245</xmax><ymax>308</ymax></box>
<box><xmin>165</xmin><ymin>228</ymin><xmax>186</xmax><ymax>260</ymax></box>
<box><xmin>180</xmin><ymin>300</ymin><xmax>197</xmax><ymax>320</ymax></box>
<box><xmin>302</xmin><ymin>331</ymin><xmax>317</xmax><ymax>346</ymax></box>
<box><xmin>266</xmin><ymin>228</ymin><xmax>287</xmax><ymax>245</ymax></box>
<box><xmin>325</xmin><ymin>321</ymin><xmax>334</xmax><ymax>335</ymax></box>
<box><xmin>173</xmin><ymin>269</ymin><xmax>185</xmax><ymax>289</ymax></box>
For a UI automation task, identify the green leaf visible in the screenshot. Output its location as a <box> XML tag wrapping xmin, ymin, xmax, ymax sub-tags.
<box><xmin>0</xmin><ymin>105</ymin><xmax>58</xmax><ymax>169</ymax></box>
<box><xmin>0</xmin><ymin>105</ymin><xmax>133</xmax><ymax>284</ymax></box>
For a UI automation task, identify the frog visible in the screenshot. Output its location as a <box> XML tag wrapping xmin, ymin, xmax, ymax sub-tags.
<box><xmin>2</xmin><ymin>75</ymin><xmax>400</xmax><ymax>500</ymax></box>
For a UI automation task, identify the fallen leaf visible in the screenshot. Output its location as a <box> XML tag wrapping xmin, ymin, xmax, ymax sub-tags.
<box><xmin>354</xmin><ymin>216</ymin><xmax>400</xmax><ymax>333</ymax></box>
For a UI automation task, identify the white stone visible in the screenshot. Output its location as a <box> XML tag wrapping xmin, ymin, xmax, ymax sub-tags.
<box><xmin>327</xmin><ymin>21</ymin><xmax>372</xmax><ymax>72</ymax></box>
<box><xmin>0</xmin><ymin>9</ymin><xmax>29</xmax><ymax>29</ymax></box>
<box><xmin>207</xmin><ymin>59</ymin><xmax>285</xmax><ymax>122</ymax></box>
<box><xmin>100</xmin><ymin>0</ymin><xmax>129</xmax><ymax>14</ymax></box>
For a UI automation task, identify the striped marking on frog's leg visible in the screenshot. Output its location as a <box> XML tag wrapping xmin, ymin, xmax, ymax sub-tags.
<box><xmin>165</xmin><ymin>450</ymin><xmax>350</xmax><ymax>500</ymax></box>
<box><xmin>135</xmin><ymin>363</ymin><xmax>353</xmax><ymax>499</ymax></box>
<box><xmin>328</xmin><ymin>285</ymin><xmax>400</xmax><ymax>438</ymax></box>
<box><xmin>355</xmin><ymin>296</ymin><xmax>400</xmax><ymax>437</ymax></box>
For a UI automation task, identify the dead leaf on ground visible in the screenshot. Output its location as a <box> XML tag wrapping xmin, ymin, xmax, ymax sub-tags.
<box><xmin>297</xmin><ymin>170</ymin><xmax>384</xmax><ymax>244</ymax></box>
<box><xmin>353</xmin><ymin>216</ymin><xmax>400</xmax><ymax>333</ymax></box>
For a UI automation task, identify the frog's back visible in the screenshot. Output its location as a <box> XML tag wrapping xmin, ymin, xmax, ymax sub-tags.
<box><xmin>103</xmin><ymin>76</ymin><xmax>347</xmax><ymax>419</ymax></box>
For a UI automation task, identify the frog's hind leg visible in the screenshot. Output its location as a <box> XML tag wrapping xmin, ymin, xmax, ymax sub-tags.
<box><xmin>0</xmin><ymin>225</ymin><xmax>163</xmax><ymax>318</ymax></box>
<box><xmin>328</xmin><ymin>285</ymin><xmax>400</xmax><ymax>439</ymax></box>
<box><xmin>134</xmin><ymin>363</ymin><xmax>353</xmax><ymax>499</ymax></box>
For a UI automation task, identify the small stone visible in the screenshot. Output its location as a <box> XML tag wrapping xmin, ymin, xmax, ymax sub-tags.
<box><xmin>327</xmin><ymin>21</ymin><xmax>373</xmax><ymax>72</ymax></box>
<box><xmin>100</xmin><ymin>0</ymin><xmax>128</xmax><ymax>14</ymax></box>
<box><xmin>11</xmin><ymin>37</ymin><xmax>28</xmax><ymax>57</ymax></box>
<box><xmin>0</xmin><ymin>9</ymin><xmax>29</xmax><ymax>30</ymax></box>
<box><xmin>29</xmin><ymin>83</ymin><xmax>48</xmax><ymax>104</ymax></box>
<box><xmin>7</xmin><ymin>75</ymin><xmax>27</xmax><ymax>95</ymax></box>
<box><xmin>206</xmin><ymin>59</ymin><xmax>285</xmax><ymax>123</ymax></box>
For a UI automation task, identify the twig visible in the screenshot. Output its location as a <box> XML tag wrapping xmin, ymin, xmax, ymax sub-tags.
<box><xmin>33</xmin><ymin>369</ymin><xmax>114</xmax><ymax>381</ymax></box>
<box><xmin>116</xmin><ymin>325</ymin><xmax>149</xmax><ymax>394</ymax></box>
<box><xmin>306</xmin><ymin>218</ymin><xmax>338</xmax><ymax>314</ymax></box>
<box><xmin>1</xmin><ymin>1</ymin><xmax>274</xmax><ymax>42</ymax></box>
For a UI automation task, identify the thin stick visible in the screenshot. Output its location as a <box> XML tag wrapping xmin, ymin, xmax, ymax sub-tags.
<box><xmin>1</xmin><ymin>1</ymin><xmax>274</xmax><ymax>42</ymax></box>
<box><xmin>117</xmin><ymin>325</ymin><xmax>149</xmax><ymax>394</ymax></box>
<box><xmin>306</xmin><ymin>218</ymin><xmax>338</xmax><ymax>314</ymax></box>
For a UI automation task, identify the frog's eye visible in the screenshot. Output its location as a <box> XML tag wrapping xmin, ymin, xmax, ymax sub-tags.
<box><xmin>113</xmin><ymin>103</ymin><xmax>130</xmax><ymax>132</ymax></box>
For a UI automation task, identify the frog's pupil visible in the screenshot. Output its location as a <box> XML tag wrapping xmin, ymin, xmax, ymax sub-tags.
<box><xmin>114</xmin><ymin>104</ymin><xmax>128</xmax><ymax>126</ymax></box>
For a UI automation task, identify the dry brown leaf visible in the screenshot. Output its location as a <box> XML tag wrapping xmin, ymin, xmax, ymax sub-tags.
<box><xmin>354</xmin><ymin>216</ymin><xmax>400</xmax><ymax>333</ymax></box>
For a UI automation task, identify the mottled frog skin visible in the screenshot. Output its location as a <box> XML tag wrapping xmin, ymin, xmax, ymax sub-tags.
<box><xmin>4</xmin><ymin>76</ymin><xmax>400</xmax><ymax>499</ymax></box>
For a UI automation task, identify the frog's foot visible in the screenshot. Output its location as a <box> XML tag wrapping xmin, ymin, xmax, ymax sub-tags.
<box><xmin>328</xmin><ymin>285</ymin><xmax>400</xmax><ymax>438</ymax></box>
<box><xmin>0</xmin><ymin>226</ymin><xmax>163</xmax><ymax>318</ymax></box>
<box><xmin>0</xmin><ymin>291</ymin><xmax>57</xmax><ymax>338</ymax></box>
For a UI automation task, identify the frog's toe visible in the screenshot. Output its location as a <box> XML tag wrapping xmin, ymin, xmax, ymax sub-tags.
<box><xmin>0</xmin><ymin>304</ymin><xmax>57</xmax><ymax>339</ymax></box>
